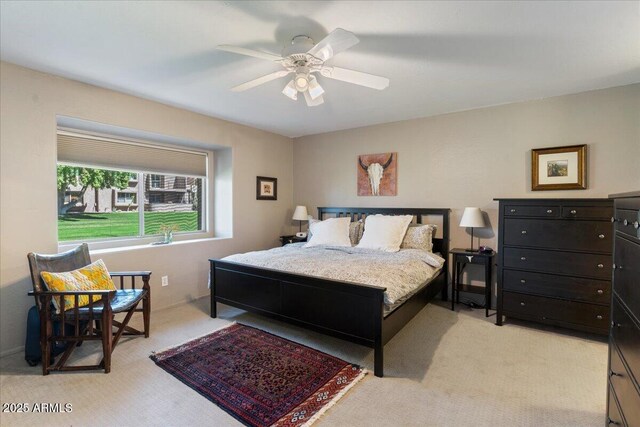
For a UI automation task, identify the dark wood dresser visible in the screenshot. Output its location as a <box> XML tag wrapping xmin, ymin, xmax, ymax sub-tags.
<box><xmin>495</xmin><ymin>198</ymin><xmax>613</xmax><ymax>334</ymax></box>
<box><xmin>607</xmin><ymin>191</ymin><xmax>640</xmax><ymax>427</ymax></box>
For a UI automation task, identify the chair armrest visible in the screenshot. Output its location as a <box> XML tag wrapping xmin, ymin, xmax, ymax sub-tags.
<box><xmin>29</xmin><ymin>290</ymin><xmax>115</xmax><ymax>296</ymax></box>
<box><xmin>109</xmin><ymin>271</ymin><xmax>152</xmax><ymax>277</ymax></box>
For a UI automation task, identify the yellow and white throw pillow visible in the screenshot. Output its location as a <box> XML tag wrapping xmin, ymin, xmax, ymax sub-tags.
<box><xmin>40</xmin><ymin>259</ymin><xmax>116</xmax><ymax>312</ymax></box>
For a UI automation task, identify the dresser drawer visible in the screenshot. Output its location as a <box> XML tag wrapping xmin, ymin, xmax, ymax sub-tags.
<box><xmin>504</xmin><ymin>205</ymin><xmax>559</xmax><ymax>218</ymax></box>
<box><xmin>503</xmin><ymin>247</ymin><xmax>612</xmax><ymax>280</ymax></box>
<box><xmin>504</xmin><ymin>219</ymin><xmax>612</xmax><ymax>253</ymax></box>
<box><xmin>609</xmin><ymin>344</ymin><xmax>640</xmax><ymax>426</ymax></box>
<box><xmin>615</xmin><ymin>209</ymin><xmax>640</xmax><ymax>240</ymax></box>
<box><xmin>502</xmin><ymin>292</ymin><xmax>609</xmax><ymax>330</ymax></box>
<box><xmin>614</xmin><ymin>236</ymin><xmax>640</xmax><ymax>317</ymax></box>
<box><xmin>608</xmin><ymin>385</ymin><xmax>626</xmax><ymax>427</ymax></box>
<box><xmin>612</xmin><ymin>297</ymin><xmax>640</xmax><ymax>386</ymax></box>
<box><xmin>561</xmin><ymin>205</ymin><xmax>613</xmax><ymax>220</ymax></box>
<box><xmin>503</xmin><ymin>269</ymin><xmax>610</xmax><ymax>304</ymax></box>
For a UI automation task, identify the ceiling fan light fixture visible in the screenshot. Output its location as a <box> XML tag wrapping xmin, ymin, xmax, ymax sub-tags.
<box><xmin>282</xmin><ymin>80</ymin><xmax>298</xmax><ymax>100</ymax></box>
<box><xmin>307</xmin><ymin>75</ymin><xmax>325</xmax><ymax>100</ymax></box>
<box><xmin>294</xmin><ymin>73</ymin><xmax>309</xmax><ymax>91</ymax></box>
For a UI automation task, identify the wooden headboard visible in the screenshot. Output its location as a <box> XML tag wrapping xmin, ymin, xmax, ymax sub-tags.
<box><xmin>317</xmin><ymin>207</ymin><xmax>451</xmax><ymax>256</ymax></box>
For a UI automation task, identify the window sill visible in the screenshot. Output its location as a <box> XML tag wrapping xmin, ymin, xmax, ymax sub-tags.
<box><xmin>58</xmin><ymin>234</ymin><xmax>230</xmax><ymax>255</ymax></box>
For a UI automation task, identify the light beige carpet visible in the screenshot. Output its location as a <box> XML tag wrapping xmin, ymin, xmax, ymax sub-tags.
<box><xmin>0</xmin><ymin>298</ymin><xmax>607</xmax><ymax>427</ymax></box>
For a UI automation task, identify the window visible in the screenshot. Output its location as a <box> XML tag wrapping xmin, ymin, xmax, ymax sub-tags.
<box><xmin>149</xmin><ymin>193</ymin><xmax>163</xmax><ymax>204</ymax></box>
<box><xmin>150</xmin><ymin>174</ymin><xmax>162</xmax><ymax>188</ymax></box>
<box><xmin>116</xmin><ymin>192</ymin><xmax>136</xmax><ymax>205</ymax></box>
<box><xmin>57</xmin><ymin>130</ymin><xmax>208</xmax><ymax>244</ymax></box>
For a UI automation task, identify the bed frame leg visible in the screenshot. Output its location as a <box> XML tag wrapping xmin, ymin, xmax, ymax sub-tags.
<box><xmin>210</xmin><ymin>261</ymin><xmax>217</xmax><ymax>318</ymax></box>
<box><xmin>374</xmin><ymin>343</ymin><xmax>384</xmax><ymax>377</ymax></box>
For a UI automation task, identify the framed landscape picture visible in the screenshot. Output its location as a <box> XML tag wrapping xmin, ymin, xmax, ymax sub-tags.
<box><xmin>531</xmin><ymin>144</ymin><xmax>587</xmax><ymax>191</ymax></box>
<box><xmin>256</xmin><ymin>176</ymin><xmax>277</xmax><ymax>200</ymax></box>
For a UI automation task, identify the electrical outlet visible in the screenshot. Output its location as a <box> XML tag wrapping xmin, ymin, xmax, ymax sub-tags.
<box><xmin>161</xmin><ymin>276</ymin><xmax>169</xmax><ymax>287</ymax></box>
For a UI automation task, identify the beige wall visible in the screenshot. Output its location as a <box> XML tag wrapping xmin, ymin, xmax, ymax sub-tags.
<box><xmin>293</xmin><ymin>84</ymin><xmax>640</xmax><ymax>285</ymax></box>
<box><xmin>0</xmin><ymin>62</ymin><xmax>294</xmax><ymax>354</ymax></box>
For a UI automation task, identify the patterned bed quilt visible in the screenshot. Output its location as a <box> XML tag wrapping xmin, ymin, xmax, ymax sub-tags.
<box><xmin>222</xmin><ymin>243</ymin><xmax>445</xmax><ymax>314</ymax></box>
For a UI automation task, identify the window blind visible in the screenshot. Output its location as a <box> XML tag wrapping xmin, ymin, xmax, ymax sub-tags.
<box><xmin>57</xmin><ymin>131</ymin><xmax>207</xmax><ymax>177</ymax></box>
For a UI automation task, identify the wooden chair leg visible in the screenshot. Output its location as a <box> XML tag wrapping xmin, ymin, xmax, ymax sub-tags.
<box><xmin>101</xmin><ymin>308</ymin><xmax>113</xmax><ymax>374</ymax></box>
<box><xmin>41</xmin><ymin>319</ymin><xmax>51</xmax><ymax>376</ymax></box>
<box><xmin>40</xmin><ymin>300</ymin><xmax>51</xmax><ymax>376</ymax></box>
<box><xmin>142</xmin><ymin>276</ymin><xmax>151</xmax><ymax>338</ymax></box>
<box><xmin>143</xmin><ymin>294</ymin><xmax>150</xmax><ymax>338</ymax></box>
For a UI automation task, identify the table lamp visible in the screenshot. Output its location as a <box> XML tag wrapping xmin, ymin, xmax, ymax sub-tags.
<box><xmin>459</xmin><ymin>207</ymin><xmax>486</xmax><ymax>252</ymax></box>
<box><xmin>292</xmin><ymin>205</ymin><xmax>309</xmax><ymax>238</ymax></box>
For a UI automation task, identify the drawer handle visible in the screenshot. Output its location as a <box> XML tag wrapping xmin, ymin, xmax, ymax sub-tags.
<box><xmin>609</xmin><ymin>370</ymin><xmax>621</xmax><ymax>378</ymax></box>
<box><xmin>520</xmin><ymin>257</ymin><xmax>526</xmax><ymax>261</ymax></box>
<box><xmin>521</xmin><ymin>230</ymin><xmax>527</xmax><ymax>235</ymax></box>
<box><xmin>608</xmin><ymin>418</ymin><xmax>620</xmax><ymax>425</ymax></box>
<box><xmin>611</xmin><ymin>216</ymin><xmax>616</xmax><ymax>223</ymax></box>
<box><xmin>520</xmin><ymin>302</ymin><xmax>525</xmax><ymax>306</ymax></box>
<box><xmin>597</xmin><ymin>264</ymin><xmax>604</xmax><ymax>268</ymax></box>
<box><xmin>623</xmin><ymin>219</ymin><xmax>628</xmax><ymax>226</ymax></box>
<box><xmin>598</xmin><ymin>234</ymin><xmax>605</xmax><ymax>239</ymax></box>
<box><xmin>634</xmin><ymin>221</ymin><xmax>639</xmax><ymax>229</ymax></box>
<box><xmin>570</xmin><ymin>209</ymin><xmax>577</xmax><ymax>214</ymax></box>
<box><xmin>546</xmin><ymin>209</ymin><xmax>553</xmax><ymax>214</ymax></box>
<box><xmin>510</xmin><ymin>209</ymin><xmax>516</xmax><ymax>213</ymax></box>
<box><xmin>520</xmin><ymin>279</ymin><xmax>526</xmax><ymax>284</ymax></box>
<box><xmin>597</xmin><ymin>289</ymin><xmax>604</xmax><ymax>295</ymax></box>
<box><xmin>596</xmin><ymin>315</ymin><xmax>603</xmax><ymax>320</ymax></box>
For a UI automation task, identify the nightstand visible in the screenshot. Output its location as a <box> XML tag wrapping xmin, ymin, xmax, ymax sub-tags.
<box><xmin>280</xmin><ymin>235</ymin><xmax>306</xmax><ymax>246</ymax></box>
<box><xmin>450</xmin><ymin>248</ymin><xmax>496</xmax><ymax>317</ymax></box>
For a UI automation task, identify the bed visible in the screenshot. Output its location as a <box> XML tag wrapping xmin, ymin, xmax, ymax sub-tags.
<box><xmin>209</xmin><ymin>207</ymin><xmax>450</xmax><ymax>377</ymax></box>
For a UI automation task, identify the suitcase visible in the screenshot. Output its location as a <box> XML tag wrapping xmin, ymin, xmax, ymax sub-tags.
<box><xmin>24</xmin><ymin>305</ymin><xmax>78</xmax><ymax>366</ymax></box>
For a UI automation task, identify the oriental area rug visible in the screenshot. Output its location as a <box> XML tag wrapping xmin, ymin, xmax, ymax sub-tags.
<box><xmin>150</xmin><ymin>323</ymin><xmax>366</xmax><ymax>427</ymax></box>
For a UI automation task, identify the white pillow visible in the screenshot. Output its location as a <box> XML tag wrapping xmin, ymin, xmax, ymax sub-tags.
<box><xmin>304</xmin><ymin>217</ymin><xmax>352</xmax><ymax>248</ymax></box>
<box><xmin>357</xmin><ymin>214</ymin><xmax>413</xmax><ymax>252</ymax></box>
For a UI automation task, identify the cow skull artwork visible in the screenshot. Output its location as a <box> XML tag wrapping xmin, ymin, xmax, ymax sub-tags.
<box><xmin>357</xmin><ymin>153</ymin><xmax>397</xmax><ymax>196</ymax></box>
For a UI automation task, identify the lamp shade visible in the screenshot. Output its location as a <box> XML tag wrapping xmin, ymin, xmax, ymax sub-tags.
<box><xmin>292</xmin><ymin>205</ymin><xmax>309</xmax><ymax>221</ymax></box>
<box><xmin>459</xmin><ymin>207</ymin><xmax>486</xmax><ymax>228</ymax></box>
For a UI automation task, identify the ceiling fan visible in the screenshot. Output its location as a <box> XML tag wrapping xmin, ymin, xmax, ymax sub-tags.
<box><xmin>217</xmin><ymin>28</ymin><xmax>390</xmax><ymax>107</ymax></box>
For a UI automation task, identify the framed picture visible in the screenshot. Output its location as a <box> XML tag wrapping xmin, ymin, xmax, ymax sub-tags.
<box><xmin>357</xmin><ymin>152</ymin><xmax>397</xmax><ymax>196</ymax></box>
<box><xmin>256</xmin><ymin>176</ymin><xmax>277</xmax><ymax>200</ymax></box>
<box><xmin>531</xmin><ymin>144</ymin><xmax>587</xmax><ymax>191</ymax></box>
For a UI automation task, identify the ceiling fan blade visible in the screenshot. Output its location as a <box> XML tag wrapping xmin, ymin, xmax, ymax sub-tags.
<box><xmin>232</xmin><ymin>70</ymin><xmax>291</xmax><ymax>92</ymax></box>
<box><xmin>217</xmin><ymin>45</ymin><xmax>283</xmax><ymax>62</ymax></box>
<box><xmin>303</xmin><ymin>90</ymin><xmax>324</xmax><ymax>107</ymax></box>
<box><xmin>320</xmin><ymin>66</ymin><xmax>389</xmax><ymax>90</ymax></box>
<box><xmin>307</xmin><ymin>28</ymin><xmax>359</xmax><ymax>62</ymax></box>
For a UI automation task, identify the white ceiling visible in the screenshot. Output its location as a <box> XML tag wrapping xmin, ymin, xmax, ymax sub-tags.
<box><xmin>1</xmin><ymin>1</ymin><xmax>639</xmax><ymax>138</ymax></box>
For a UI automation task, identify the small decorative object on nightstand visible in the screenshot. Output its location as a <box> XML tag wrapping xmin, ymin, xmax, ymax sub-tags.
<box><xmin>292</xmin><ymin>205</ymin><xmax>309</xmax><ymax>238</ymax></box>
<box><xmin>459</xmin><ymin>207</ymin><xmax>486</xmax><ymax>252</ymax></box>
<box><xmin>450</xmin><ymin>247</ymin><xmax>495</xmax><ymax>317</ymax></box>
<box><xmin>280</xmin><ymin>235</ymin><xmax>306</xmax><ymax>246</ymax></box>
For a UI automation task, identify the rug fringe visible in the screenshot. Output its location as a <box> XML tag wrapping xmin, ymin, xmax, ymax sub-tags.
<box><xmin>150</xmin><ymin>321</ymin><xmax>237</xmax><ymax>357</ymax></box>
<box><xmin>300</xmin><ymin>368</ymin><xmax>368</xmax><ymax>427</ymax></box>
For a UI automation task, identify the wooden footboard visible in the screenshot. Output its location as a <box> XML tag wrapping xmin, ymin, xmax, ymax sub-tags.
<box><xmin>210</xmin><ymin>260</ymin><xmax>387</xmax><ymax>374</ymax></box>
<box><xmin>210</xmin><ymin>260</ymin><xmax>446</xmax><ymax>377</ymax></box>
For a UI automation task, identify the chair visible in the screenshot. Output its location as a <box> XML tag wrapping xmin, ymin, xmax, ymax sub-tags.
<box><xmin>27</xmin><ymin>243</ymin><xmax>151</xmax><ymax>375</ymax></box>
